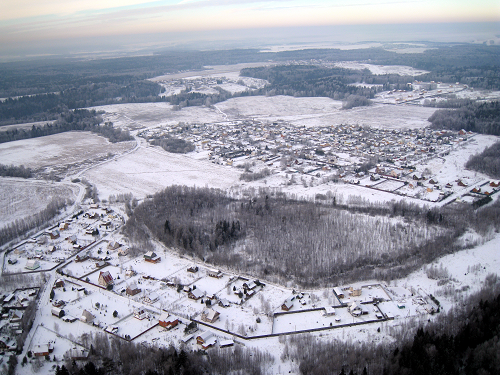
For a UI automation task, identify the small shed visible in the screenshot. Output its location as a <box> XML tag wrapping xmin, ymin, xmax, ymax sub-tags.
<box><xmin>144</xmin><ymin>251</ymin><xmax>161</xmax><ymax>263</ymax></box>
<box><xmin>51</xmin><ymin>307</ymin><xmax>65</xmax><ymax>318</ymax></box>
<box><xmin>144</xmin><ymin>292</ymin><xmax>160</xmax><ymax>304</ymax></box>
<box><xmin>207</xmin><ymin>269</ymin><xmax>222</xmax><ymax>278</ymax></box>
<box><xmin>219</xmin><ymin>339</ymin><xmax>234</xmax><ymax>348</ymax></box>
<box><xmin>25</xmin><ymin>259</ymin><xmax>40</xmax><ymax>270</ymax></box>
<box><xmin>188</xmin><ymin>289</ymin><xmax>204</xmax><ymax>300</ymax></box>
<box><xmin>126</xmin><ymin>284</ymin><xmax>141</xmax><ymax>296</ymax></box>
<box><xmin>80</xmin><ymin>309</ymin><xmax>95</xmax><ymax>323</ymax></box>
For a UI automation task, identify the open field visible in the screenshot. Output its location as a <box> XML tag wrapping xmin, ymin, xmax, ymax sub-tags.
<box><xmin>0</xmin><ymin>131</ymin><xmax>134</xmax><ymax>171</ymax></box>
<box><xmin>82</xmin><ymin>145</ymin><xmax>241</xmax><ymax>199</ymax></box>
<box><xmin>0</xmin><ymin>178</ymin><xmax>79</xmax><ymax>228</ymax></box>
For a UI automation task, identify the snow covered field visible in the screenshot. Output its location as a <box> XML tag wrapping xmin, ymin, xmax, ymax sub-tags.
<box><xmin>0</xmin><ymin>131</ymin><xmax>134</xmax><ymax>171</ymax></box>
<box><xmin>0</xmin><ymin>178</ymin><xmax>79</xmax><ymax>228</ymax></box>
<box><xmin>82</xmin><ymin>145</ymin><xmax>241</xmax><ymax>199</ymax></box>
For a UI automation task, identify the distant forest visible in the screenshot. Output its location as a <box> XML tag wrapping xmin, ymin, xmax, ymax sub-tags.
<box><xmin>0</xmin><ymin>109</ymin><xmax>132</xmax><ymax>144</ymax></box>
<box><xmin>466</xmin><ymin>141</ymin><xmax>500</xmax><ymax>178</ymax></box>
<box><xmin>428</xmin><ymin>101</ymin><xmax>500</xmax><ymax>135</ymax></box>
<box><xmin>0</xmin><ymin>44</ymin><xmax>498</xmax><ymax>125</ymax></box>
<box><xmin>124</xmin><ymin>186</ymin><xmax>500</xmax><ymax>286</ymax></box>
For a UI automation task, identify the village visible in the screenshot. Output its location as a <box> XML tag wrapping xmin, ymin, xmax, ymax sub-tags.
<box><xmin>140</xmin><ymin>115</ymin><xmax>499</xmax><ymax>205</ymax></box>
<box><xmin>0</xmin><ymin>198</ymin><xmax>442</xmax><ymax>364</ymax></box>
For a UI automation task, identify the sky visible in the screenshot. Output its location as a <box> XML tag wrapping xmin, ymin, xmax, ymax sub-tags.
<box><xmin>1</xmin><ymin>0</ymin><xmax>499</xmax><ymax>58</ymax></box>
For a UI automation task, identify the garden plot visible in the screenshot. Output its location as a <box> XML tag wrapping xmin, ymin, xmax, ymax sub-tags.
<box><xmin>198</xmin><ymin>303</ymin><xmax>272</xmax><ymax>337</ymax></box>
<box><xmin>272</xmin><ymin>307</ymin><xmax>375</xmax><ymax>334</ymax></box>
<box><xmin>189</xmin><ymin>272</ymin><xmax>231</xmax><ymax>296</ymax></box>
<box><xmin>0</xmin><ymin>131</ymin><xmax>133</xmax><ymax>171</ymax></box>
<box><xmin>110</xmin><ymin>312</ymin><xmax>159</xmax><ymax>340</ymax></box>
<box><xmin>0</xmin><ymin>178</ymin><xmax>79</xmax><ymax>229</ymax></box>
<box><xmin>121</xmin><ymin>254</ymin><xmax>190</xmax><ymax>280</ymax></box>
<box><xmin>372</xmin><ymin>179</ymin><xmax>406</xmax><ymax>192</ymax></box>
<box><xmin>332</xmin><ymin>61</ymin><xmax>428</xmax><ymax>76</ymax></box>
<box><xmin>82</xmin><ymin>146</ymin><xmax>241</xmax><ymax>199</ymax></box>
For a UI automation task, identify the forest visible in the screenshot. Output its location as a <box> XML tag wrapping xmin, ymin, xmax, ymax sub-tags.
<box><xmin>428</xmin><ymin>101</ymin><xmax>500</xmax><ymax>135</ymax></box>
<box><xmin>124</xmin><ymin>186</ymin><xmax>500</xmax><ymax>287</ymax></box>
<box><xmin>1</xmin><ymin>44</ymin><xmax>498</xmax><ymax>125</ymax></box>
<box><xmin>465</xmin><ymin>141</ymin><xmax>500</xmax><ymax>178</ymax></box>
<box><xmin>0</xmin><ymin>109</ymin><xmax>132</xmax><ymax>144</ymax></box>
<box><xmin>149</xmin><ymin>136</ymin><xmax>195</xmax><ymax>154</ymax></box>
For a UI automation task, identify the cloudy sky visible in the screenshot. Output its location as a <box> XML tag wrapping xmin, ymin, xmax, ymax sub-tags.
<box><xmin>1</xmin><ymin>0</ymin><xmax>499</xmax><ymax>57</ymax></box>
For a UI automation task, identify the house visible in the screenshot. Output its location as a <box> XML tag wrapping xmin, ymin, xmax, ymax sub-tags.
<box><xmin>10</xmin><ymin>311</ymin><xmax>23</xmax><ymax>323</ymax></box>
<box><xmin>323</xmin><ymin>306</ymin><xmax>336</xmax><ymax>316</ymax></box>
<box><xmin>126</xmin><ymin>284</ymin><xmax>141</xmax><ymax>296</ymax></box>
<box><xmin>32</xmin><ymin>343</ymin><xmax>54</xmax><ymax>357</ymax></box>
<box><xmin>201</xmin><ymin>308</ymin><xmax>220</xmax><ymax>323</ymax></box>
<box><xmin>95</xmin><ymin>260</ymin><xmax>107</xmax><ymax>268</ymax></box>
<box><xmin>218</xmin><ymin>298</ymin><xmax>230</xmax><ymax>308</ymax></box>
<box><xmin>490</xmin><ymin>181</ymin><xmax>500</xmax><ymax>188</ymax></box>
<box><xmin>48</xmin><ymin>230</ymin><xmax>60</xmax><ymax>240</ymax></box>
<box><xmin>51</xmin><ymin>307</ymin><xmax>65</xmax><ymax>318</ymax></box>
<box><xmin>134</xmin><ymin>309</ymin><xmax>148</xmax><ymax>320</ymax></box>
<box><xmin>207</xmin><ymin>269</ymin><xmax>222</xmax><ymax>278</ymax></box>
<box><xmin>348</xmin><ymin>301</ymin><xmax>362</xmax><ymax>317</ymax></box>
<box><xmin>98</xmin><ymin>271</ymin><xmax>114</xmax><ymax>288</ymax></box>
<box><xmin>75</xmin><ymin>251</ymin><xmax>89</xmax><ymax>262</ymax></box>
<box><xmin>243</xmin><ymin>280</ymin><xmax>257</xmax><ymax>290</ymax></box>
<box><xmin>25</xmin><ymin>259</ymin><xmax>40</xmax><ymax>270</ymax></box>
<box><xmin>59</xmin><ymin>222</ymin><xmax>69</xmax><ymax>231</ymax></box>
<box><xmin>282</xmin><ymin>297</ymin><xmax>294</xmax><ymax>311</ymax></box>
<box><xmin>37</xmin><ymin>236</ymin><xmax>48</xmax><ymax>245</ymax></box>
<box><xmin>144</xmin><ymin>251</ymin><xmax>161</xmax><ymax>263</ymax></box>
<box><xmin>66</xmin><ymin>234</ymin><xmax>78</xmax><ymax>244</ymax></box>
<box><xmin>159</xmin><ymin>313</ymin><xmax>179</xmax><ymax>329</ymax></box>
<box><xmin>333</xmin><ymin>287</ymin><xmax>344</xmax><ymax>299</ymax></box>
<box><xmin>107</xmin><ymin>241</ymin><xmax>121</xmax><ymax>250</ymax></box>
<box><xmin>3</xmin><ymin>293</ymin><xmax>15</xmax><ymax>304</ymax></box>
<box><xmin>67</xmin><ymin>348</ymin><xmax>90</xmax><ymax>360</ymax></box>
<box><xmin>125</xmin><ymin>269</ymin><xmax>136</xmax><ymax>278</ymax></box>
<box><xmin>349</xmin><ymin>287</ymin><xmax>362</xmax><ymax>297</ymax></box>
<box><xmin>144</xmin><ymin>292</ymin><xmax>160</xmax><ymax>304</ymax></box>
<box><xmin>196</xmin><ymin>331</ymin><xmax>217</xmax><ymax>349</ymax></box>
<box><xmin>80</xmin><ymin>309</ymin><xmax>95</xmax><ymax>323</ymax></box>
<box><xmin>188</xmin><ymin>289</ymin><xmax>204</xmax><ymax>300</ymax></box>
<box><xmin>187</xmin><ymin>266</ymin><xmax>199</xmax><ymax>273</ymax></box>
<box><xmin>118</xmin><ymin>248</ymin><xmax>129</xmax><ymax>256</ymax></box>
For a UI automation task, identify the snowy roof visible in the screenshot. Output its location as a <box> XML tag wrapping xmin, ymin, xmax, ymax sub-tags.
<box><xmin>197</xmin><ymin>331</ymin><xmax>214</xmax><ymax>342</ymax></box>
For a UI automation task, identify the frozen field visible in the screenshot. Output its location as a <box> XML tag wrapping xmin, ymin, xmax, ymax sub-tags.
<box><xmin>0</xmin><ymin>131</ymin><xmax>134</xmax><ymax>170</ymax></box>
<box><xmin>0</xmin><ymin>178</ymin><xmax>80</xmax><ymax>228</ymax></box>
<box><xmin>333</xmin><ymin>61</ymin><xmax>429</xmax><ymax>76</ymax></box>
<box><xmin>82</xmin><ymin>145</ymin><xmax>241</xmax><ymax>199</ymax></box>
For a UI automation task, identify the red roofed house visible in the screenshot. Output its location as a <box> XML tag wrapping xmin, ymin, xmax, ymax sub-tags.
<box><xmin>98</xmin><ymin>271</ymin><xmax>114</xmax><ymax>288</ymax></box>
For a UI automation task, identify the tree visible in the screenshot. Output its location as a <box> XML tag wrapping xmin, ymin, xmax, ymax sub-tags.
<box><xmin>113</xmin><ymin>310</ymin><xmax>118</xmax><ymax>318</ymax></box>
<box><xmin>50</xmin><ymin>289</ymin><xmax>55</xmax><ymax>300</ymax></box>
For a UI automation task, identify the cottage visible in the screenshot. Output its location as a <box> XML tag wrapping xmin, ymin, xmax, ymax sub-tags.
<box><xmin>323</xmin><ymin>306</ymin><xmax>336</xmax><ymax>316</ymax></box>
<box><xmin>134</xmin><ymin>309</ymin><xmax>148</xmax><ymax>320</ymax></box>
<box><xmin>187</xmin><ymin>266</ymin><xmax>199</xmax><ymax>273</ymax></box>
<box><xmin>218</xmin><ymin>298</ymin><xmax>230</xmax><ymax>308</ymax></box>
<box><xmin>10</xmin><ymin>311</ymin><xmax>23</xmax><ymax>323</ymax></box>
<box><xmin>95</xmin><ymin>260</ymin><xmax>107</xmax><ymax>268</ymax></box>
<box><xmin>348</xmin><ymin>301</ymin><xmax>362</xmax><ymax>317</ymax></box>
<box><xmin>67</xmin><ymin>234</ymin><xmax>78</xmax><ymax>244</ymax></box>
<box><xmin>144</xmin><ymin>292</ymin><xmax>160</xmax><ymax>304</ymax></box>
<box><xmin>281</xmin><ymin>297</ymin><xmax>294</xmax><ymax>311</ymax></box>
<box><xmin>188</xmin><ymin>289</ymin><xmax>204</xmax><ymax>300</ymax></box>
<box><xmin>25</xmin><ymin>259</ymin><xmax>40</xmax><ymax>270</ymax></box>
<box><xmin>201</xmin><ymin>308</ymin><xmax>220</xmax><ymax>323</ymax></box>
<box><xmin>207</xmin><ymin>269</ymin><xmax>222</xmax><ymax>278</ymax></box>
<box><xmin>98</xmin><ymin>271</ymin><xmax>114</xmax><ymax>288</ymax></box>
<box><xmin>126</xmin><ymin>284</ymin><xmax>141</xmax><ymax>296</ymax></box>
<box><xmin>243</xmin><ymin>280</ymin><xmax>257</xmax><ymax>290</ymax></box>
<box><xmin>196</xmin><ymin>331</ymin><xmax>217</xmax><ymax>349</ymax></box>
<box><xmin>59</xmin><ymin>222</ymin><xmax>69</xmax><ymax>231</ymax></box>
<box><xmin>159</xmin><ymin>313</ymin><xmax>179</xmax><ymax>329</ymax></box>
<box><xmin>32</xmin><ymin>343</ymin><xmax>54</xmax><ymax>357</ymax></box>
<box><xmin>48</xmin><ymin>229</ymin><xmax>60</xmax><ymax>240</ymax></box>
<box><xmin>144</xmin><ymin>251</ymin><xmax>161</xmax><ymax>263</ymax></box>
<box><xmin>349</xmin><ymin>287</ymin><xmax>362</xmax><ymax>297</ymax></box>
<box><xmin>107</xmin><ymin>241</ymin><xmax>121</xmax><ymax>250</ymax></box>
<box><xmin>80</xmin><ymin>309</ymin><xmax>95</xmax><ymax>323</ymax></box>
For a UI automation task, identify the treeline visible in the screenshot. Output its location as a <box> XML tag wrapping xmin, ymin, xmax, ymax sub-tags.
<box><xmin>50</xmin><ymin>332</ymin><xmax>272</xmax><ymax>375</ymax></box>
<box><xmin>0</xmin><ymin>198</ymin><xmax>69</xmax><ymax>247</ymax></box>
<box><xmin>0</xmin><ymin>80</ymin><xmax>163</xmax><ymax>125</ymax></box>
<box><xmin>466</xmin><ymin>141</ymin><xmax>500</xmax><ymax>178</ymax></box>
<box><xmin>0</xmin><ymin>164</ymin><xmax>32</xmax><ymax>178</ymax></box>
<box><xmin>290</xmin><ymin>279</ymin><xmax>500</xmax><ymax>375</ymax></box>
<box><xmin>240</xmin><ymin>65</ymin><xmax>379</xmax><ymax>103</ymax></box>
<box><xmin>0</xmin><ymin>109</ymin><xmax>132</xmax><ymax>144</ymax></box>
<box><xmin>428</xmin><ymin>101</ymin><xmax>500</xmax><ymax>135</ymax></box>
<box><xmin>149</xmin><ymin>136</ymin><xmax>195</xmax><ymax>153</ymax></box>
<box><xmin>123</xmin><ymin>186</ymin><xmax>500</xmax><ymax>286</ymax></box>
